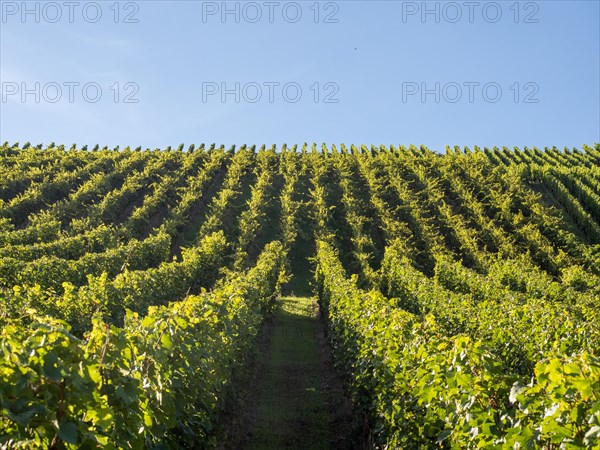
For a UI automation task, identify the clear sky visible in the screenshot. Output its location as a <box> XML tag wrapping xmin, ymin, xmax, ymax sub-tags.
<box><xmin>1</xmin><ymin>0</ymin><xmax>598</xmax><ymax>152</ymax></box>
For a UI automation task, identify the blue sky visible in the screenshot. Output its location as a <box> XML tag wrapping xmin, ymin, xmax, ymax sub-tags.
<box><xmin>1</xmin><ymin>1</ymin><xmax>599</xmax><ymax>152</ymax></box>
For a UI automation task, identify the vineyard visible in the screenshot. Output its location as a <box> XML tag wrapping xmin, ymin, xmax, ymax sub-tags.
<box><xmin>1</xmin><ymin>142</ymin><xmax>600</xmax><ymax>449</ymax></box>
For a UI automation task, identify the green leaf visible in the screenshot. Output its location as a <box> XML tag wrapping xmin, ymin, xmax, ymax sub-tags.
<box><xmin>436</xmin><ymin>429</ymin><xmax>452</xmax><ymax>444</ymax></box>
<box><xmin>161</xmin><ymin>333</ymin><xmax>173</xmax><ymax>350</ymax></box>
<box><xmin>43</xmin><ymin>350</ymin><xmax>62</xmax><ymax>380</ymax></box>
<box><xmin>59</xmin><ymin>421</ymin><xmax>79</xmax><ymax>444</ymax></box>
<box><xmin>144</xmin><ymin>411</ymin><xmax>153</xmax><ymax>427</ymax></box>
<box><xmin>87</xmin><ymin>364</ymin><xmax>102</xmax><ymax>385</ymax></box>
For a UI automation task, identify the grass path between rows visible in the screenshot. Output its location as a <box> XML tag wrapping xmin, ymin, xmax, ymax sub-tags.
<box><xmin>245</xmin><ymin>296</ymin><xmax>355</xmax><ymax>449</ymax></box>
